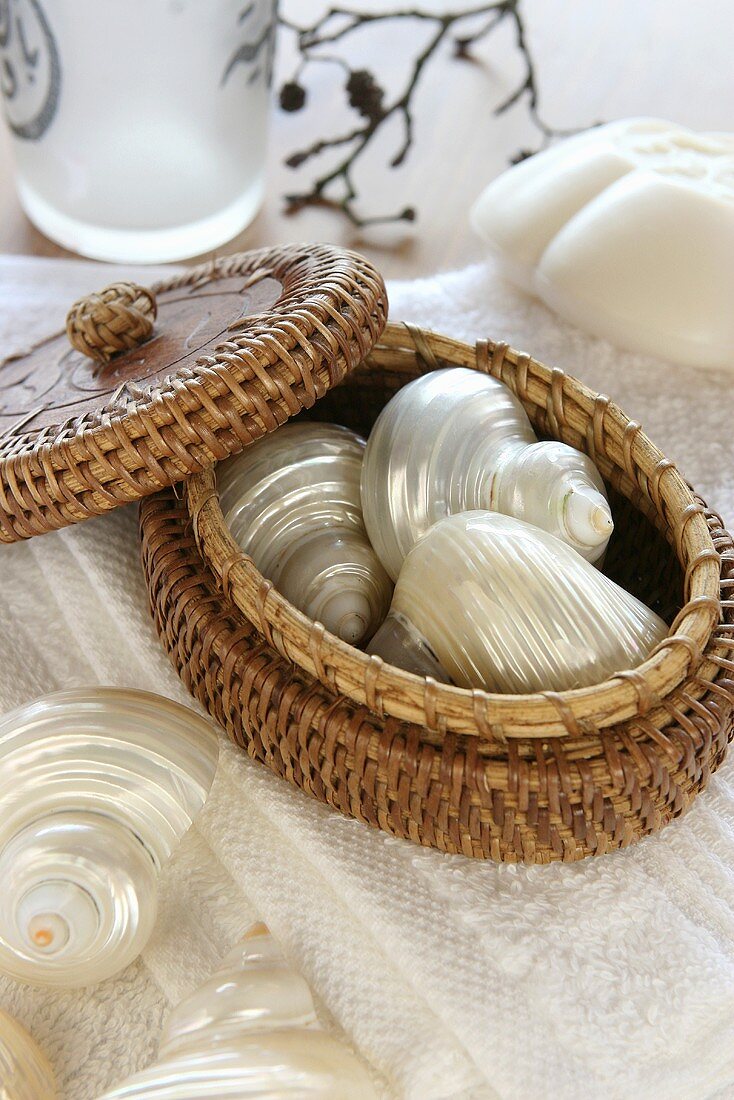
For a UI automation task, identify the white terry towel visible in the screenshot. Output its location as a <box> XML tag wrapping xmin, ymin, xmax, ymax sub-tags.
<box><xmin>0</xmin><ymin>254</ymin><xmax>733</xmax><ymax>1100</ymax></box>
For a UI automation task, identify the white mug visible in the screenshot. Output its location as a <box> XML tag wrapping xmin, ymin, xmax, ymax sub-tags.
<box><xmin>0</xmin><ymin>0</ymin><xmax>276</xmax><ymax>262</ymax></box>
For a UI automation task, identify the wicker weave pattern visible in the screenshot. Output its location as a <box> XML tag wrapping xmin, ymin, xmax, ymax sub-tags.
<box><xmin>185</xmin><ymin>324</ymin><xmax>727</xmax><ymax>740</ymax></box>
<box><xmin>66</xmin><ymin>281</ymin><xmax>158</xmax><ymax>364</ymax></box>
<box><xmin>140</xmin><ymin>323</ymin><xmax>734</xmax><ymax>862</ymax></box>
<box><xmin>140</xmin><ymin>490</ymin><xmax>733</xmax><ymax>863</ymax></box>
<box><xmin>0</xmin><ymin>245</ymin><xmax>387</xmax><ymax>543</ymax></box>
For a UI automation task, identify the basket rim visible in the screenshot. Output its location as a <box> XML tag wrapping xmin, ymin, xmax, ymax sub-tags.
<box><xmin>186</xmin><ymin>321</ymin><xmax>724</xmax><ymax>739</ymax></box>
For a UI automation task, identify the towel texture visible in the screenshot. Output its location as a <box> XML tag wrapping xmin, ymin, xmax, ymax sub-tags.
<box><xmin>0</xmin><ymin>255</ymin><xmax>733</xmax><ymax>1100</ymax></box>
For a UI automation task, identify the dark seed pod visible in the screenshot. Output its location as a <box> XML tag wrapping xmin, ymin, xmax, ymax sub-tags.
<box><xmin>346</xmin><ymin>69</ymin><xmax>385</xmax><ymax>122</ymax></box>
<box><xmin>279</xmin><ymin>81</ymin><xmax>307</xmax><ymax>112</ymax></box>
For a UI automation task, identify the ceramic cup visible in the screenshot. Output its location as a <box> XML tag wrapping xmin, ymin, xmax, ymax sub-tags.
<box><xmin>0</xmin><ymin>0</ymin><xmax>276</xmax><ymax>262</ymax></box>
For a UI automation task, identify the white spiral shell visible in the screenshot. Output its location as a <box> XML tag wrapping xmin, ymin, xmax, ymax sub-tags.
<box><xmin>361</xmin><ymin>367</ymin><xmax>613</xmax><ymax>580</ymax></box>
<box><xmin>98</xmin><ymin>923</ymin><xmax>378</xmax><ymax>1099</ymax></box>
<box><xmin>368</xmin><ymin>511</ymin><xmax>667</xmax><ymax>693</ymax></box>
<box><xmin>217</xmin><ymin>422</ymin><xmax>393</xmax><ymax>646</ymax></box>
<box><xmin>0</xmin><ymin>688</ymin><xmax>218</xmax><ymax>988</ymax></box>
<box><xmin>0</xmin><ymin>1010</ymin><xmax>56</xmax><ymax>1100</ymax></box>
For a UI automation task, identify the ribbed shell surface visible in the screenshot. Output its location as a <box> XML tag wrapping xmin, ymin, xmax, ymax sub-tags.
<box><xmin>217</xmin><ymin>423</ymin><xmax>392</xmax><ymax>646</ymax></box>
<box><xmin>360</xmin><ymin>366</ymin><xmax>611</xmax><ymax>579</ymax></box>
<box><xmin>383</xmin><ymin>511</ymin><xmax>667</xmax><ymax>693</ymax></box>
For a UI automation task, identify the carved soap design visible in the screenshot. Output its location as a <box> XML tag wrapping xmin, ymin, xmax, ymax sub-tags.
<box><xmin>471</xmin><ymin>117</ymin><xmax>734</xmax><ymax>369</ymax></box>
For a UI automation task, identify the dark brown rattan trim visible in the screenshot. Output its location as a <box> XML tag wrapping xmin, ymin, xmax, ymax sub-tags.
<box><xmin>140</xmin><ymin>488</ymin><xmax>734</xmax><ymax>863</ymax></box>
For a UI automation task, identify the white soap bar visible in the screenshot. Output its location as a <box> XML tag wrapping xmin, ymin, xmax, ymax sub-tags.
<box><xmin>471</xmin><ymin>118</ymin><xmax>734</xmax><ymax>370</ymax></box>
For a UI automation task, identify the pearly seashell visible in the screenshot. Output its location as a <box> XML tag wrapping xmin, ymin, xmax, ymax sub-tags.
<box><xmin>361</xmin><ymin>367</ymin><xmax>612</xmax><ymax>581</ymax></box>
<box><xmin>470</xmin><ymin>117</ymin><xmax>734</xmax><ymax>370</ymax></box>
<box><xmin>0</xmin><ymin>1010</ymin><xmax>56</xmax><ymax>1100</ymax></box>
<box><xmin>0</xmin><ymin>688</ymin><xmax>218</xmax><ymax>988</ymax></box>
<box><xmin>217</xmin><ymin>422</ymin><xmax>393</xmax><ymax>647</ymax></box>
<box><xmin>98</xmin><ymin>922</ymin><xmax>377</xmax><ymax>1099</ymax></box>
<box><xmin>368</xmin><ymin>511</ymin><xmax>667</xmax><ymax>693</ymax></box>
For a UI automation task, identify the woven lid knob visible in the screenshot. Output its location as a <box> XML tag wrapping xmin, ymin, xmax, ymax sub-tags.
<box><xmin>66</xmin><ymin>281</ymin><xmax>158</xmax><ymax>365</ymax></box>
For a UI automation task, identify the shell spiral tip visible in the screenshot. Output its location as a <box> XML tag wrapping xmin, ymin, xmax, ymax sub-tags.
<box><xmin>97</xmin><ymin>923</ymin><xmax>378</xmax><ymax>1098</ymax></box>
<box><xmin>564</xmin><ymin>485</ymin><xmax>614</xmax><ymax>546</ymax></box>
<box><xmin>593</xmin><ymin>502</ymin><xmax>615</xmax><ymax>535</ymax></box>
<box><xmin>28</xmin><ymin>915</ymin><xmax>69</xmax><ymax>952</ymax></box>
<box><xmin>242</xmin><ymin>921</ymin><xmax>270</xmax><ymax>940</ymax></box>
<box><xmin>334</xmin><ymin>591</ymin><xmax>373</xmax><ymax>645</ymax></box>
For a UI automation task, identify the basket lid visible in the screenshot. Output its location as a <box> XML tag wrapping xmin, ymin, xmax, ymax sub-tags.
<box><xmin>0</xmin><ymin>244</ymin><xmax>387</xmax><ymax>543</ymax></box>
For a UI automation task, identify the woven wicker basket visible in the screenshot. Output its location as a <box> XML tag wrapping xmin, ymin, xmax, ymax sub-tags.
<box><xmin>140</xmin><ymin>322</ymin><xmax>734</xmax><ymax>863</ymax></box>
<box><xmin>0</xmin><ymin>244</ymin><xmax>387</xmax><ymax>542</ymax></box>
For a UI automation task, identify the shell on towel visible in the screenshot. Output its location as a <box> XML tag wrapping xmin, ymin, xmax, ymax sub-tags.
<box><xmin>97</xmin><ymin>923</ymin><xmax>378</xmax><ymax>1099</ymax></box>
<box><xmin>0</xmin><ymin>688</ymin><xmax>218</xmax><ymax>988</ymax></box>
<box><xmin>0</xmin><ymin>1010</ymin><xmax>56</xmax><ymax>1100</ymax></box>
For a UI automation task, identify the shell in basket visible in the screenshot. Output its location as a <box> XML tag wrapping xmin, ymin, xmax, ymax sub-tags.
<box><xmin>143</xmin><ymin>322</ymin><xmax>732</xmax><ymax>863</ymax></box>
<box><xmin>360</xmin><ymin>366</ymin><xmax>613</xmax><ymax>580</ymax></box>
<box><xmin>98</xmin><ymin>923</ymin><xmax>377</xmax><ymax>1099</ymax></box>
<box><xmin>217</xmin><ymin>422</ymin><xmax>393</xmax><ymax>647</ymax></box>
<box><xmin>368</xmin><ymin>511</ymin><xmax>667</xmax><ymax>693</ymax></box>
<box><xmin>0</xmin><ymin>1010</ymin><xmax>56</xmax><ymax>1100</ymax></box>
<box><xmin>0</xmin><ymin>689</ymin><xmax>218</xmax><ymax>987</ymax></box>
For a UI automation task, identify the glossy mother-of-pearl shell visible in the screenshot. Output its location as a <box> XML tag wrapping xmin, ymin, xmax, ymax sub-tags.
<box><xmin>98</xmin><ymin>924</ymin><xmax>377</xmax><ymax>1099</ymax></box>
<box><xmin>471</xmin><ymin>117</ymin><xmax>734</xmax><ymax>370</ymax></box>
<box><xmin>368</xmin><ymin>511</ymin><xmax>667</xmax><ymax>693</ymax></box>
<box><xmin>0</xmin><ymin>1010</ymin><xmax>56</xmax><ymax>1100</ymax></box>
<box><xmin>0</xmin><ymin>688</ymin><xmax>218</xmax><ymax>988</ymax></box>
<box><xmin>360</xmin><ymin>368</ymin><xmax>612</xmax><ymax>581</ymax></box>
<box><xmin>217</xmin><ymin>422</ymin><xmax>393</xmax><ymax>647</ymax></box>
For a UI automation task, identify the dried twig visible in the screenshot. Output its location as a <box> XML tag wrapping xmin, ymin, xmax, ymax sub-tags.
<box><xmin>235</xmin><ymin>2</ymin><xmax>578</xmax><ymax>226</ymax></box>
